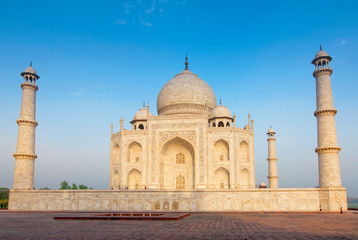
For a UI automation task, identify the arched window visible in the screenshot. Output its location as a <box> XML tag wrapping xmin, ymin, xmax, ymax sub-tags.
<box><xmin>163</xmin><ymin>201</ymin><xmax>169</xmax><ymax>210</ymax></box>
<box><xmin>154</xmin><ymin>201</ymin><xmax>160</xmax><ymax>210</ymax></box>
<box><xmin>113</xmin><ymin>144</ymin><xmax>120</xmax><ymax>165</ymax></box>
<box><xmin>127</xmin><ymin>169</ymin><xmax>142</xmax><ymax>189</ymax></box>
<box><xmin>176</xmin><ymin>175</ymin><xmax>185</xmax><ymax>189</ymax></box>
<box><xmin>218</xmin><ymin>121</ymin><xmax>224</xmax><ymax>127</ymax></box>
<box><xmin>138</xmin><ymin>124</ymin><xmax>144</xmax><ymax>130</ymax></box>
<box><xmin>176</xmin><ymin>153</ymin><xmax>185</xmax><ymax>164</ymax></box>
<box><xmin>226</xmin><ymin>122</ymin><xmax>230</xmax><ymax>127</ymax></box>
<box><xmin>127</xmin><ymin>142</ymin><xmax>142</xmax><ymax>163</ymax></box>
<box><xmin>239</xmin><ymin>141</ymin><xmax>250</xmax><ymax>163</ymax></box>
<box><xmin>214</xmin><ymin>167</ymin><xmax>230</xmax><ymax>189</ymax></box>
<box><xmin>323</xmin><ymin>60</ymin><xmax>326</xmax><ymax>67</ymax></box>
<box><xmin>212</xmin><ymin>122</ymin><xmax>216</xmax><ymax>127</ymax></box>
<box><xmin>172</xmin><ymin>201</ymin><xmax>179</xmax><ymax>210</ymax></box>
<box><xmin>214</xmin><ymin>139</ymin><xmax>229</xmax><ymax>161</ymax></box>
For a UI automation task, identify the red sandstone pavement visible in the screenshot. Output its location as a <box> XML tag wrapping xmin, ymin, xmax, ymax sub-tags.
<box><xmin>0</xmin><ymin>211</ymin><xmax>357</xmax><ymax>239</ymax></box>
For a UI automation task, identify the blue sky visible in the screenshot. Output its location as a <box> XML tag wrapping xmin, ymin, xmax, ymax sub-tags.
<box><xmin>0</xmin><ymin>0</ymin><xmax>357</xmax><ymax>196</ymax></box>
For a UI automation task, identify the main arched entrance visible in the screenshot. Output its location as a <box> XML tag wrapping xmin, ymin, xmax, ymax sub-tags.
<box><xmin>159</xmin><ymin>137</ymin><xmax>195</xmax><ymax>189</ymax></box>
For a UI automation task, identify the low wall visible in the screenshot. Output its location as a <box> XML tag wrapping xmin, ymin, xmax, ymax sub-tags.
<box><xmin>9</xmin><ymin>188</ymin><xmax>347</xmax><ymax>212</ymax></box>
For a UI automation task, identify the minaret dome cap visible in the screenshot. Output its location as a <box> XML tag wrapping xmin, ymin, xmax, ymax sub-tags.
<box><xmin>21</xmin><ymin>63</ymin><xmax>40</xmax><ymax>79</ymax></box>
<box><xmin>315</xmin><ymin>50</ymin><xmax>329</xmax><ymax>59</ymax></box>
<box><xmin>312</xmin><ymin>46</ymin><xmax>332</xmax><ymax>64</ymax></box>
<box><xmin>267</xmin><ymin>128</ymin><xmax>275</xmax><ymax>135</ymax></box>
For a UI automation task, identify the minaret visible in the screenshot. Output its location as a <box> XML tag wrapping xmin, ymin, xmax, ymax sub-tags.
<box><xmin>267</xmin><ymin>127</ymin><xmax>278</xmax><ymax>188</ymax></box>
<box><xmin>13</xmin><ymin>63</ymin><xmax>39</xmax><ymax>190</ymax></box>
<box><xmin>312</xmin><ymin>46</ymin><xmax>342</xmax><ymax>187</ymax></box>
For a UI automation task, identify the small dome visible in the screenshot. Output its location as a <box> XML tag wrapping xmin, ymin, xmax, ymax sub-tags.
<box><xmin>268</xmin><ymin>128</ymin><xmax>275</xmax><ymax>133</ymax></box>
<box><xmin>259</xmin><ymin>182</ymin><xmax>267</xmax><ymax>188</ymax></box>
<box><xmin>157</xmin><ymin>69</ymin><xmax>217</xmax><ymax>115</ymax></box>
<box><xmin>24</xmin><ymin>66</ymin><xmax>37</xmax><ymax>75</ymax></box>
<box><xmin>132</xmin><ymin>107</ymin><xmax>153</xmax><ymax>122</ymax></box>
<box><xmin>315</xmin><ymin>50</ymin><xmax>329</xmax><ymax>59</ymax></box>
<box><xmin>211</xmin><ymin>104</ymin><xmax>232</xmax><ymax>118</ymax></box>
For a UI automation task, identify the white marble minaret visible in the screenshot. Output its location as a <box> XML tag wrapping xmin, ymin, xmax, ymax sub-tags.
<box><xmin>267</xmin><ymin>127</ymin><xmax>278</xmax><ymax>188</ymax></box>
<box><xmin>13</xmin><ymin>63</ymin><xmax>39</xmax><ymax>190</ymax></box>
<box><xmin>312</xmin><ymin>46</ymin><xmax>342</xmax><ymax>188</ymax></box>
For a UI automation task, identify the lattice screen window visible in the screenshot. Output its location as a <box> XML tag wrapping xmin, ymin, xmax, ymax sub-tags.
<box><xmin>176</xmin><ymin>153</ymin><xmax>185</xmax><ymax>164</ymax></box>
<box><xmin>176</xmin><ymin>175</ymin><xmax>185</xmax><ymax>189</ymax></box>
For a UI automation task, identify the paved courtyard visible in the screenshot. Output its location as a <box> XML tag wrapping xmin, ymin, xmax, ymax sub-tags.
<box><xmin>0</xmin><ymin>211</ymin><xmax>357</xmax><ymax>239</ymax></box>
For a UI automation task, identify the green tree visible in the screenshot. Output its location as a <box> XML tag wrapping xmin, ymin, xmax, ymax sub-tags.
<box><xmin>59</xmin><ymin>181</ymin><xmax>71</xmax><ymax>190</ymax></box>
<box><xmin>0</xmin><ymin>188</ymin><xmax>9</xmax><ymax>200</ymax></box>
<box><xmin>71</xmin><ymin>184</ymin><xmax>78</xmax><ymax>190</ymax></box>
<box><xmin>78</xmin><ymin>184</ymin><xmax>88</xmax><ymax>190</ymax></box>
<box><xmin>39</xmin><ymin>187</ymin><xmax>51</xmax><ymax>190</ymax></box>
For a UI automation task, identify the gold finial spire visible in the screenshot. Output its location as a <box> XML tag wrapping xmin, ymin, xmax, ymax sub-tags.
<box><xmin>320</xmin><ymin>44</ymin><xmax>322</xmax><ymax>51</ymax></box>
<box><xmin>30</xmin><ymin>61</ymin><xmax>32</xmax><ymax>67</ymax></box>
<box><xmin>143</xmin><ymin>102</ymin><xmax>145</xmax><ymax>108</ymax></box>
<box><xmin>220</xmin><ymin>99</ymin><xmax>221</xmax><ymax>105</ymax></box>
<box><xmin>185</xmin><ymin>54</ymin><xmax>188</xmax><ymax>70</ymax></box>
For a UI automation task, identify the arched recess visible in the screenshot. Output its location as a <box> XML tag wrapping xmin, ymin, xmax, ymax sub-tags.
<box><xmin>159</xmin><ymin>137</ymin><xmax>195</xmax><ymax>190</ymax></box>
<box><xmin>239</xmin><ymin>141</ymin><xmax>250</xmax><ymax>163</ymax></box>
<box><xmin>214</xmin><ymin>167</ymin><xmax>230</xmax><ymax>189</ymax></box>
<box><xmin>113</xmin><ymin>144</ymin><xmax>120</xmax><ymax>165</ymax></box>
<box><xmin>214</xmin><ymin>139</ymin><xmax>229</xmax><ymax>161</ymax></box>
<box><xmin>127</xmin><ymin>168</ymin><xmax>142</xmax><ymax>189</ymax></box>
<box><xmin>127</xmin><ymin>141</ymin><xmax>142</xmax><ymax>163</ymax></box>
<box><xmin>240</xmin><ymin>168</ymin><xmax>249</xmax><ymax>188</ymax></box>
<box><xmin>218</xmin><ymin>121</ymin><xmax>224</xmax><ymax>127</ymax></box>
<box><xmin>113</xmin><ymin>170</ymin><xmax>120</xmax><ymax>187</ymax></box>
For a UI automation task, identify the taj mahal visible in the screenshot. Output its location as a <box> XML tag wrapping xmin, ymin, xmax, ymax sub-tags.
<box><xmin>9</xmin><ymin>47</ymin><xmax>347</xmax><ymax>212</ymax></box>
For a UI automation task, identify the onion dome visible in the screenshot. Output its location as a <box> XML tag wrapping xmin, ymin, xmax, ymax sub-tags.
<box><xmin>131</xmin><ymin>107</ymin><xmax>153</xmax><ymax>123</ymax></box>
<box><xmin>157</xmin><ymin>56</ymin><xmax>216</xmax><ymax>115</ymax></box>
<box><xmin>210</xmin><ymin>103</ymin><xmax>232</xmax><ymax>119</ymax></box>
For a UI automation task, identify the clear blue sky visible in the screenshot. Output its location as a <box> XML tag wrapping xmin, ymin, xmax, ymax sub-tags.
<box><xmin>0</xmin><ymin>0</ymin><xmax>357</xmax><ymax>197</ymax></box>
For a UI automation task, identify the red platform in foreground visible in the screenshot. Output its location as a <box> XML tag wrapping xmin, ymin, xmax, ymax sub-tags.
<box><xmin>54</xmin><ymin>212</ymin><xmax>190</xmax><ymax>221</ymax></box>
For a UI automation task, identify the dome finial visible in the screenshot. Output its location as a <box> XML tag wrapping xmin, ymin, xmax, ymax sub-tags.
<box><xmin>320</xmin><ymin>44</ymin><xmax>322</xmax><ymax>51</ymax></box>
<box><xmin>185</xmin><ymin>54</ymin><xmax>188</xmax><ymax>70</ymax></box>
<box><xmin>30</xmin><ymin>61</ymin><xmax>32</xmax><ymax>67</ymax></box>
<box><xmin>143</xmin><ymin>102</ymin><xmax>145</xmax><ymax>108</ymax></box>
<box><xmin>220</xmin><ymin>99</ymin><xmax>221</xmax><ymax>105</ymax></box>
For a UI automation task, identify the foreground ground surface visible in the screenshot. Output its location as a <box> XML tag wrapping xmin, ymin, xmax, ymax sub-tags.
<box><xmin>0</xmin><ymin>211</ymin><xmax>357</xmax><ymax>239</ymax></box>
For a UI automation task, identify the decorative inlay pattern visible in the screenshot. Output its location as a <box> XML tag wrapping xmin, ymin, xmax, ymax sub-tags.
<box><xmin>16</xmin><ymin>119</ymin><xmax>38</xmax><ymax>126</ymax></box>
<box><xmin>314</xmin><ymin>109</ymin><xmax>337</xmax><ymax>117</ymax></box>
<box><xmin>21</xmin><ymin>83</ymin><xmax>38</xmax><ymax>91</ymax></box>
<box><xmin>13</xmin><ymin>153</ymin><xmax>37</xmax><ymax>159</ymax></box>
<box><xmin>315</xmin><ymin>147</ymin><xmax>341</xmax><ymax>153</ymax></box>
<box><xmin>313</xmin><ymin>68</ymin><xmax>333</xmax><ymax>77</ymax></box>
<box><xmin>158</xmin><ymin>103</ymin><xmax>211</xmax><ymax>115</ymax></box>
<box><xmin>159</xmin><ymin>131</ymin><xmax>196</xmax><ymax>145</ymax></box>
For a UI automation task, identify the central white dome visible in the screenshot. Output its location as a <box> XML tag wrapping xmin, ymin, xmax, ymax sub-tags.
<box><xmin>157</xmin><ymin>69</ymin><xmax>217</xmax><ymax>115</ymax></box>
